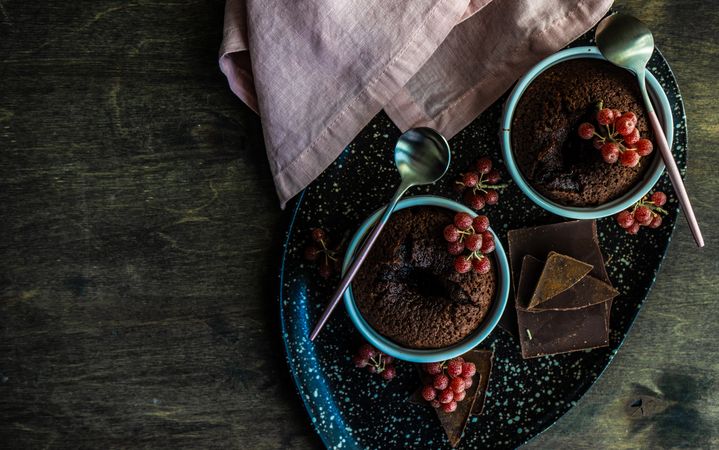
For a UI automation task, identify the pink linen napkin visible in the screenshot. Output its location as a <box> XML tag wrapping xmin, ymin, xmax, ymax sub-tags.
<box><xmin>220</xmin><ymin>0</ymin><xmax>613</xmax><ymax>208</ymax></box>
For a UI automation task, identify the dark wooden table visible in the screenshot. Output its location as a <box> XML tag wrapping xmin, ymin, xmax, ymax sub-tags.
<box><xmin>1</xmin><ymin>1</ymin><xmax>717</xmax><ymax>448</ymax></box>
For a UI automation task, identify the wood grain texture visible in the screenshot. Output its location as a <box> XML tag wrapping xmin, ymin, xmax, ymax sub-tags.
<box><xmin>0</xmin><ymin>0</ymin><xmax>716</xmax><ymax>448</ymax></box>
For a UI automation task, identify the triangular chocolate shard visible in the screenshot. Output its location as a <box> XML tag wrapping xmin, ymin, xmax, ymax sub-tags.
<box><xmin>532</xmin><ymin>273</ymin><xmax>619</xmax><ymax>311</ymax></box>
<box><xmin>409</xmin><ymin>349</ymin><xmax>494</xmax><ymax>447</ymax></box>
<box><xmin>527</xmin><ymin>251</ymin><xmax>593</xmax><ymax>309</ymax></box>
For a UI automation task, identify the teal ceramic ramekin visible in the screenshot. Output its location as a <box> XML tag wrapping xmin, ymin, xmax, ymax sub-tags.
<box><xmin>342</xmin><ymin>195</ymin><xmax>510</xmax><ymax>363</ymax></box>
<box><xmin>500</xmin><ymin>46</ymin><xmax>673</xmax><ymax>219</ymax></box>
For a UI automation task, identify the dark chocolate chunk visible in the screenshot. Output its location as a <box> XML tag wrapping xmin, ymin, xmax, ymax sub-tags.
<box><xmin>527</xmin><ymin>251</ymin><xmax>593</xmax><ymax>309</ymax></box>
<box><xmin>500</xmin><ymin>220</ymin><xmax>611</xmax><ymax>336</ymax></box>
<box><xmin>508</xmin><ymin>220</ymin><xmax>609</xmax><ymax>285</ymax></box>
<box><xmin>515</xmin><ymin>256</ymin><xmax>610</xmax><ymax>359</ymax></box>
<box><xmin>532</xmin><ymin>272</ymin><xmax>619</xmax><ymax>311</ymax></box>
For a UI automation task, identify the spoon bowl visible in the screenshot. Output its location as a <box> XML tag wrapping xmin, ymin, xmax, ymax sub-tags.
<box><xmin>596</xmin><ymin>13</ymin><xmax>704</xmax><ymax>247</ymax></box>
<box><xmin>394</xmin><ymin>127</ymin><xmax>450</xmax><ymax>185</ymax></box>
<box><xmin>596</xmin><ymin>14</ymin><xmax>654</xmax><ymax>75</ymax></box>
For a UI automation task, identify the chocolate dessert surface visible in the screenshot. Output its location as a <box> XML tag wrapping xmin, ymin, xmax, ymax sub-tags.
<box><xmin>511</xmin><ymin>58</ymin><xmax>655</xmax><ymax>206</ymax></box>
<box><xmin>352</xmin><ymin>207</ymin><xmax>496</xmax><ymax>349</ymax></box>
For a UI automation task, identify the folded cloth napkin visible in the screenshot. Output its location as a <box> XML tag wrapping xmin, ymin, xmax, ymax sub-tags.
<box><xmin>220</xmin><ymin>0</ymin><xmax>613</xmax><ymax>207</ymax></box>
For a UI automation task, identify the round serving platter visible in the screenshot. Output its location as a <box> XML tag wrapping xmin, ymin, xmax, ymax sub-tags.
<box><xmin>278</xmin><ymin>35</ymin><xmax>686</xmax><ymax>449</ymax></box>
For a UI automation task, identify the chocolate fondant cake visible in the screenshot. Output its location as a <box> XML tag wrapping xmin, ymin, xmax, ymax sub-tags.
<box><xmin>353</xmin><ymin>207</ymin><xmax>496</xmax><ymax>349</ymax></box>
<box><xmin>512</xmin><ymin>58</ymin><xmax>655</xmax><ymax>206</ymax></box>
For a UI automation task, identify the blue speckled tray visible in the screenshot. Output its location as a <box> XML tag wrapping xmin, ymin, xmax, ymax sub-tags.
<box><xmin>278</xmin><ymin>35</ymin><xmax>686</xmax><ymax>449</ymax></box>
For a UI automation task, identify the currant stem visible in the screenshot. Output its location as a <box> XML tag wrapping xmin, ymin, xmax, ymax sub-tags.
<box><xmin>473</xmin><ymin>183</ymin><xmax>509</xmax><ymax>194</ymax></box>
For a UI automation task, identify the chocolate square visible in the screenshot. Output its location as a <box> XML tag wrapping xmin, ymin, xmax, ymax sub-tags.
<box><xmin>500</xmin><ymin>220</ymin><xmax>611</xmax><ymax>336</ymax></box>
<box><xmin>527</xmin><ymin>252</ymin><xmax>593</xmax><ymax>309</ymax></box>
<box><xmin>532</xmin><ymin>271</ymin><xmax>619</xmax><ymax>311</ymax></box>
<box><xmin>516</xmin><ymin>255</ymin><xmax>611</xmax><ymax>359</ymax></box>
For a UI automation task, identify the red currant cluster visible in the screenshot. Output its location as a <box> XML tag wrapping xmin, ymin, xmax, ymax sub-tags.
<box><xmin>454</xmin><ymin>157</ymin><xmax>508</xmax><ymax>210</ymax></box>
<box><xmin>420</xmin><ymin>357</ymin><xmax>477</xmax><ymax>414</ymax></box>
<box><xmin>303</xmin><ymin>228</ymin><xmax>339</xmax><ymax>278</ymax></box>
<box><xmin>577</xmin><ymin>102</ymin><xmax>654</xmax><ymax>167</ymax></box>
<box><xmin>352</xmin><ymin>343</ymin><xmax>397</xmax><ymax>381</ymax></box>
<box><xmin>443</xmin><ymin>212</ymin><xmax>495</xmax><ymax>274</ymax></box>
<box><xmin>615</xmin><ymin>191</ymin><xmax>668</xmax><ymax>234</ymax></box>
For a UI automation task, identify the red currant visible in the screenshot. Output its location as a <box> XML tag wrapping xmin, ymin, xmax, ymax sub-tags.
<box><xmin>597</xmin><ymin>108</ymin><xmax>614</xmax><ymax>126</ymax></box>
<box><xmin>433</xmin><ymin>374</ymin><xmax>449</xmax><ymax>391</ymax></box>
<box><xmin>447</xmin><ymin>358</ymin><xmax>464</xmax><ymax>377</ymax></box>
<box><xmin>627</xmin><ymin>222</ymin><xmax>641</xmax><ymax>235</ymax></box>
<box><xmin>450</xmin><ymin>376</ymin><xmax>466</xmax><ymax>393</ymax></box>
<box><xmin>464</xmin><ymin>376</ymin><xmax>473</xmax><ymax>390</ymax></box>
<box><xmin>624</xmin><ymin>128</ymin><xmax>640</xmax><ymax>145</ymax></box>
<box><xmin>423</xmin><ymin>362</ymin><xmax>443</xmax><ymax>375</ymax></box>
<box><xmin>422</xmin><ymin>385</ymin><xmax>437</xmax><ymax>401</ymax></box>
<box><xmin>454</xmin><ymin>256</ymin><xmax>472</xmax><ymax>274</ymax></box>
<box><xmin>465</xmin><ymin>233</ymin><xmax>482</xmax><ymax>252</ymax></box>
<box><xmin>651</xmin><ymin>191</ymin><xmax>667</xmax><ymax>206</ymax></box>
<box><xmin>615</xmin><ymin>116</ymin><xmax>635</xmax><ymax>136</ymax></box>
<box><xmin>480</xmin><ymin>232</ymin><xmax>495</xmax><ymax>254</ymax></box>
<box><xmin>443</xmin><ymin>224</ymin><xmax>460</xmax><ymax>242</ymax></box>
<box><xmin>601</xmin><ymin>142</ymin><xmax>620</xmax><ymax>164</ymax></box>
<box><xmin>447</xmin><ymin>240</ymin><xmax>465</xmax><ymax>255</ymax></box>
<box><xmin>430</xmin><ymin>399</ymin><xmax>441</xmax><ymax>409</ymax></box>
<box><xmin>649</xmin><ymin>215</ymin><xmax>663</xmax><ymax>229</ymax></box>
<box><xmin>465</xmin><ymin>192</ymin><xmax>486</xmax><ymax>210</ymax></box>
<box><xmin>612</xmin><ymin>109</ymin><xmax>623</xmax><ymax>120</ymax></box>
<box><xmin>358</xmin><ymin>344</ymin><xmax>377</xmax><ymax>360</ymax></box>
<box><xmin>352</xmin><ymin>355</ymin><xmax>369</xmax><ymax>368</ymax></box>
<box><xmin>461</xmin><ymin>362</ymin><xmax>476</xmax><ymax>378</ymax></box>
<box><xmin>311</xmin><ymin>228</ymin><xmax>326</xmax><ymax>243</ymax></box>
<box><xmin>616</xmin><ymin>210</ymin><xmax>635</xmax><ymax>229</ymax></box>
<box><xmin>635</xmin><ymin>205</ymin><xmax>652</xmax><ymax>225</ymax></box>
<box><xmin>484</xmin><ymin>189</ymin><xmax>499</xmax><ymax>205</ymax></box>
<box><xmin>441</xmin><ymin>400</ymin><xmax>458</xmax><ymax>413</ymax></box>
<box><xmin>382</xmin><ymin>355</ymin><xmax>394</xmax><ymax>365</ymax></box>
<box><xmin>381</xmin><ymin>366</ymin><xmax>396</xmax><ymax>381</ymax></box>
<box><xmin>619</xmin><ymin>150</ymin><xmax>640</xmax><ymax>168</ymax></box>
<box><xmin>472</xmin><ymin>215</ymin><xmax>489</xmax><ymax>233</ymax></box>
<box><xmin>454</xmin><ymin>390</ymin><xmax>466</xmax><ymax>402</ymax></box>
<box><xmin>462</xmin><ymin>172</ymin><xmax>479</xmax><ymax>188</ymax></box>
<box><xmin>475</xmin><ymin>157</ymin><xmax>492</xmax><ymax>175</ymax></box>
<box><xmin>623</xmin><ymin>111</ymin><xmax>638</xmax><ymax>125</ymax></box>
<box><xmin>304</xmin><ymin>246</ymin><xmax>321</xmax><ymax>261</ymax></box>
<box><xmin>636</xmin><ymin>138</ymin><xmax>653</xmax><ymax>157</ymax></box>
<box><xmin>578</xmin><ymin>122</ymin><xmax>595</xmax><ymax>139</ymax></box>
<box><xmin>472</xmin><ymin>257</ymin><xmax>490</xmax><ymax>274</ymax></box>
<box><xmin>439</xmin><ymin>388</ymin><xmax>454</xmax><ymax>404</ymax></box>
<box><xmin>454</xmin><ymin>212</ymin><xmax>473</xmax><ymax>231</ymax></box>
<box><xmin>486</xmin><ymin>169</ymin><xmax>501</xmax><ymax>184</ymax></box>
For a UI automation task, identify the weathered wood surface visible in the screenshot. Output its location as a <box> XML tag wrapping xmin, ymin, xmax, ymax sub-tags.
<box><xmin>0</xmin><ymin>0</ymin><xmax>716</xmax><ymax>448</ymax></box>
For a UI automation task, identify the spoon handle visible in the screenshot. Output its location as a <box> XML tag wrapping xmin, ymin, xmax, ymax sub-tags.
<box><xmin>646</xmin><ymin>109</ymin><xmax>704</xmax><ymax>247</ymax></box>
<box><xmin>309</xmin><ymin>185</ymin><xmax>410</xmax><ymax>341</ymax></box>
